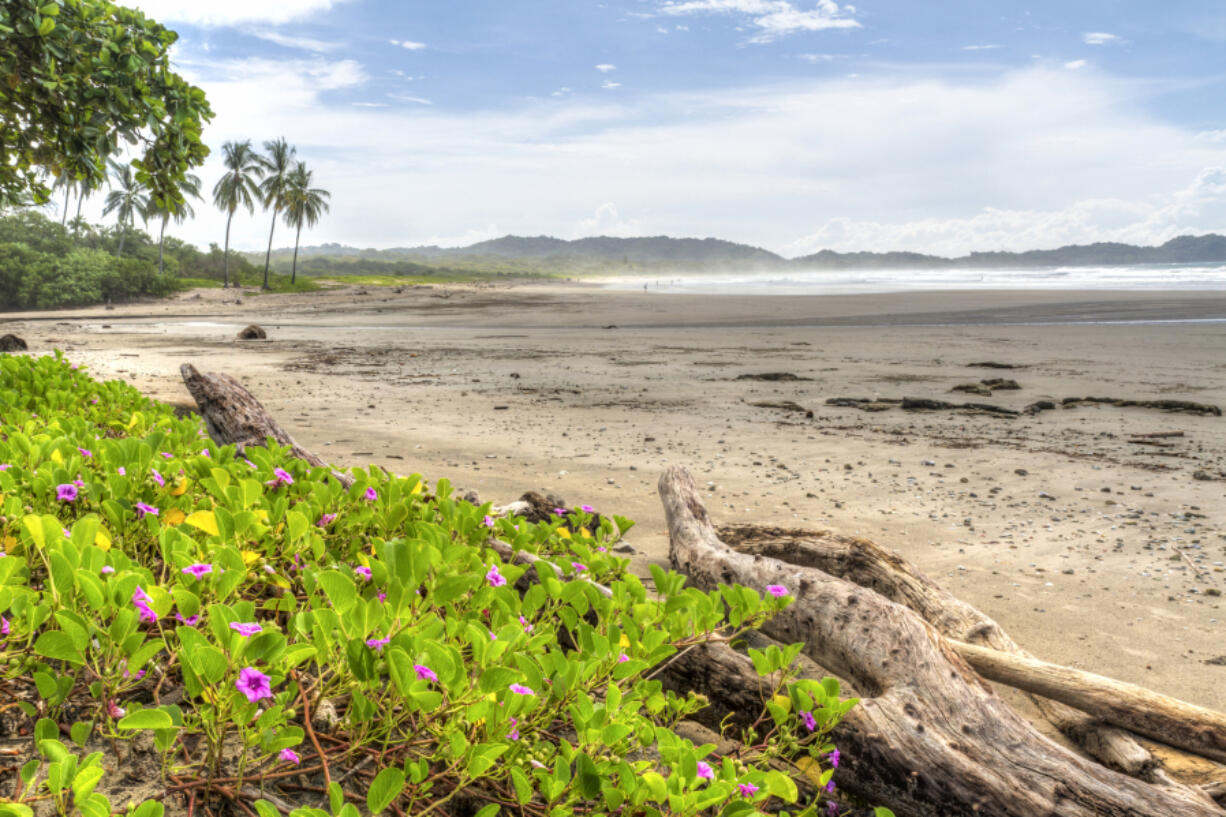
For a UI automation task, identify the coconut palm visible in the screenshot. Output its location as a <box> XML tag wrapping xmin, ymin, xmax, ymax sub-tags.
<box><xmin>147</xmin><ymin>172</ymin><xmax>202</xmax><ymax>275</ymax></box>
<box><xmin>257</xmin><ymin>137</ymin><xmax>296</xmax><ymax>290</ymax></box>
<box><xmin>102</xmin><ymin>161</ymin><xmax>149</xmax><ymax>257</ymax></box>
<box><xmin>281</xmin><ymin>162</ymin><xmax>331</xmax><ymax>284</ymax></box>
<box><xmin>212</xmin><ymin>140</ymin><xmax>265</xmax><ymax>287</ymax></box>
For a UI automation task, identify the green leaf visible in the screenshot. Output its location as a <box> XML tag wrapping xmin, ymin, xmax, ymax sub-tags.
<box><xmin>465</xmin><ymin>743</ymin><xmax>507</xmax><ymax>778</ymax></box>
<box><xmin>317</xmin><ymin>570</ymin><xmax>357</xmax><ymax>614</ymax></box>
<box><xmin>34</xmin><ymin>631</ymin><xmax>84</xmax><ymax>666</ymax></box>
<box><xmin>117</xmin><ymin>709</ymin><xmax>178</xmax><ymax>731</ymax></box>
<box><xmin>472</xmin><ymin>806</ymin><xmax>499</xmax><ymax>817</ymax></box>
<box><xmin>37</xmin><ymin>17</ymin><xmax>55</xmax><ymax>36</ymax></box>
<box><xmin>367</xmin><ymin>767</ymin><xmax>405</xmax><ymax>814</ymax></box>
<box><xmin>132</xmin><ymin>802</ymin><xmax>165</xmax><ymax>817</ymax></box>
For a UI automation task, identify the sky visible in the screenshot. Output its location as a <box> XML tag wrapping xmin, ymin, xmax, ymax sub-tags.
<box><xmin>100</xmin><ymin>0</ymin><xmax>1226</xmax><ymax>257</ymax></box>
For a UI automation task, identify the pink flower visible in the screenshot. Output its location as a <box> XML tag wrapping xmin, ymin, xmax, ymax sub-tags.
<box><xmin>0</xmin><ymin>617</ymin><xmax>9</xmax><ymax>637</ymax></box>
<box><xmin>738</xmin><ymin>783</ymin><xmax>759</xmax><ymax>797</ymax></box>
<box><xmin>267</xmin><ymin>468</ymin><xmax>294</xmax><ymax>487</ymax></box>
<box><xmin>201</xmin><ymin>449</ymin><xmax>210</xmax><ymax>458</ymax></box>
<box><xmin>236</xmin><ymin>667</ymin><xmax>273</xmax><ymax>703</ymax></box>
<box><xmin>56</xmin><ymin>483</ymin><xmax>78</xmax><ymax>502</ymax></box>
<box><xmin>160</xmin><ymin>452</ymin><xmax>173</xmax><ymax>459</ymax></box>
<box><xmin>244</xmin><ymin>460</ymin><xmax>257</xmax><ymax>469</ymax></box>
<box><xmin>828</xmin><ymin>749</ymin><xmax>840</xmax><ymax>769</ymax></box>
<box><xmin>182</xmin><ymin>563</ymin><xmax>213</xmax><ymax>578</ymax></box>
<box><xmin>78</xmin><ymin>447</ymin><xmax>92</xmax><ymax>458</ymax></box>
<box><xmin>580</xmin><ymin>504</ymin><xmax>594</xmax><ymax>513</ymax></box>
<box><xmin>507</xmin><ymin>716</ymin><xmax>519</xmax><ymax>741</ymax></box>
<box><xmin>364</xmin><ymin>487</ymin><xmax>378</xmax><ymax>501</ymax></box>
<box><xmin>766</xmin><ymin>585</ymin><xmax>788</xmax><ymax>598</ymax></box>
<box><xmin>414</xmin><ymin>664</ymin><xmax>437</xmax><ymax>682</ymax></box>
<box><xmin>101</xmin><ymin>565</ymin><xmax>115</xmax><ymax>574</ymax></box>
<box><xmin>553</xmin><ymin>507</ymin><xmax>566</xmax><ymax>516</ymax></box>
<box><xmin>108</xmin><ymin>701</ymin><xmax>126</xmax><ymax>718</ymax></box>
<box><xmin>175</xmin><ymin>614</ymin><xmax>200</xmax><ymax>626</ymax></box>
<box><xmin>151</xmin><ymin>469</ymin><xmax>165</xmax><ymax>487</ymax></box>
<box><xmin>135</xmin><ymin>502</ymin><xmax>159</xmax><ymax>519</ymax></box>
<box><xmin>486</xmin><ymin>566</ymin><xmax>506</xmax><ymax>588</ymax></box>
<box><xmin>280</xmin><ymin>748</ymin><xmax>300</xmax><ymax>765</ymax></box>
<box><xmin>117</xmin><ymin>466</ymin><xmax>126</xmax><ymax>476</ymax></box>
<box><xmin>317</xmin><ymin>513</ymin><xmax>337</xmax><ymax>527</ymax></box>
<box><xmin>354</xmin><ymin>566</ymin><xmax>372</xmax><ymax>581</ymax></box>
<box><xmin>366</xmin><ymin>636</ymin><xmax>391</xmax><ymax>651</ymax></box>
<box><xmin>132</xmin><ymin>587</ymin><xmax>157</xmax><ymax>623</ymax></box>
<box><xmin>482</xmin><ymin>515</ymin><xmax>495</xmax><ymax>528</ymax></box>
<box><xmin>800</xmin><ymin>710</ymin><xmax>816</xmax><ymax>732</ymax></box>
<box><xmin>377</xmin><ymin>592</ymin><xmax>387</xmax><ymax>603</ymax></box>
<box><xmin>230</xmin><ymin>622</ymin><xmax>262</xmax><ymax>636</ymax></box>
<box><xmin>618</xmin><ymin>653</ymin><xmax>629</xmax><ymax>663</ymax></box>
<box><xmin>696</xmin><ymin>761</ymin><xmax>714</xmax><ymax>781</ymax></box>
<box><xmin>509</xmin><ymin>683</ymin><xmax>534</xmax><ymax>696</ymax></box>
<box><xmin>595</xmin><ymin>546</ymin><xmax>607</xmax><ymax>552</ymax></box>
<box><xmin>0</xmin><ymin>464</ymin><xmax>9</xmax><ymax>471</ymax></box>
<box><xmin>571</xmin><ymin>562</ymin><xmax>587</xmax><ymax>573</ymax></box>
<box><xmin>518</xmin><ymin>615</ymin><xmax>534</xmax><ymax>633</ymax></box>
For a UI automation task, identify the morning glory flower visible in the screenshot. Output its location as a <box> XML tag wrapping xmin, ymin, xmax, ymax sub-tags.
<box><xmin>519</xmin><ymin>615</ymin><xmax>534</xmax><ymax>633</ymax></box>
<box><xmin>134</xmin><ymin>502</ymin><xmax>159</xmax><ymax>519</ymax></box>
<box><xmin>507</xmin><ymin>716</ymin><xmax>519</xmax><ymax>741</ymax></box>
<box><xmin>482</xmin><ymin>515</ymin><xmax>495</xmax><ymax>528</ymax></box>
<box><xmin>509</xmin><ymin>683</ymin><xmax>534</xmax><ymax>696</ymax></box>
<box><xmin>182</xmin><ymin>563</ymin><xmax>213</xmax><ymax>578</ymax></box>
<box><xmin>101</xmin><ymin>565</ymin><xmax>115</xmax><ymax>574</ymax></box>
<box><xmin>230</xmin><ymin>622</ymin><xmax>262</xmax><ymax>636</ymax></box>
<box><xmin>201</xmin><ymin>449</ymin><xmax>210</xmax><ymax>458</ymax></box>
<box><xmin>78</xmin><ymin>447</ymin><xmax>92</xmax><ymax>458</ymax></box>
<box><xmin>280</xmin><ymin>748</ymin><xmax>301</xmax><ymax>765</ymax></box>
<box><xmin>618</xmin><ymin>653</ymin><xmax>630</xmax><ymax>663</ymax></box>
<box><xmin>580</xmin><ymin>504</ymin><xmax>594</xmax><ymax>512</ymax></box>
<box><xmin>738</xmin><ymin>783</ymin><xmax>759</xmax><ymax>798</ymax></box>
<box><xmin>151</xmin><ymin>469</ymin><xmax>165</xmax><ymax>487</ymax></box>
<box><xmin>766</xmin><ymin>585</ymin><xmax>788</xmax><ymax>598</ymax></box>
<box><xmin>317</xmin><ymin>513</ymin><xmax>337</xmax><ymax>527</ymax></box>
<box><xmin>175</xmin><ymin>614</ymin><xmax>200</xmax><ymax>626</ymax></box>
<box><xmin>0</xmin><ymin>464</ymin><xmax>9</xmax><ymax>471</ymax></box>
<box><xmin>236</xmin><ymin>667</ymin><xmax>273</xmax><ymax>703</ymax></box>
<box><xmin>108</xmin><ymin>701</ymin><xmax>125</xmax><ymax>718</ymax></box>
<box><xmin>827</xmin><ymin>802</ymin><xmax>839</xmax><ymax>815</ymax></box>
<box><xmin>160</xmin><ymin>452</ymin><xmax>173</xmax><ymax>459</ymax></box>
<box><xmin>364</xmin><ymin>486</ymin><xmax>378</xmax><ymax>501</ymax></box>
<box><xmin>828</xmin><ymin>749</ymin><xmax>840</xmax><ymax>769</ymax></box>
<box><xmin>553</xmin><ymin>507</ymin><xmax>566</xmax><ymax>516</ymax></box>
<box><xmin>0</xmin><ymin>617</ymin><xmax>9</xmax><ymax>637</ymax></box>
<box><xmin>366</xmin><ymin>636</ymin><xmax>391</xmax><ymax>652</ymax></box>
<box><xmin>132</xmin><ymin>587</ymin><xmax>157</xmax><ymax>623</ymax></box>
<box><xmin>696</xmin><ymin>761</ymin><xmax>714</xmax><ymax>781</ymax></box>
<box><xmin>486</xmin><ymin>565</ymin><xmax>506</xmax><ymax>588</ymax></box>
<box><xmin>801</xmin><ymin>710</ymin><xmax>817</xmax><ymax>732</ymax></box>
<box><xmin>56</xmin><ymin>483</ymin><xmax>78</xmax><ymax>502</ymax></box>
<box><xmin>825</xmin><ymin>780</ymin><xmax>835</xmax><ymax>793</ymax></box>
<box><xmin>117</xmin><ymin>466</ymin><xmax>125</xmax><ymax>476</ymax></box>
<box><xmin>244</xmin><ymin>459</ymin><xmax>257</xmax><ymax>469</ymax></box>
<box><xmin>267</xmin><ymin>468</ymin><xmax>294</xmax><ymax>487</ymax></box>
<box><xmin>571</xmin><ymin>562</ymin><xmax>587</xmax><ymax>573</ymax></box>
<box><xmin>414</xmin><ymin>664</ymin><xmax>438</xmax><ymax>682</ymax></box>
<box><xmin>354</xmin><ymin>566</ymin><xmax>372</xmax><ymax>581</ymax></box>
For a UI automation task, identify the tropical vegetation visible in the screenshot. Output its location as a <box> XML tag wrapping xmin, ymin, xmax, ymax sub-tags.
<box><xmin>0</xmin><ymin>352</ymin><xmax>870</xmax><ymax>817</ymax></box>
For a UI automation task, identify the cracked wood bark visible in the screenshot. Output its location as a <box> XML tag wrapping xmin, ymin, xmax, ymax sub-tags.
<box><xmin>179</xmin><ymin>364</ymin><xmax>354</xmax><ymax>488</ymax></box>
<box><xmin>659</xmin><ymin>465</ymin><xmax>1225</xmax><ymax>817</ymax></box>
<box><xmin>719</xmin><ymin>525</ymin><xmax>1161</xmax><ymax>780</ymax></box>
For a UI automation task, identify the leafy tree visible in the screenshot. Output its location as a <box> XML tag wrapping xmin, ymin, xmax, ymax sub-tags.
<box><xmin>212</xmin><ymin>140</ymin><xmax>265</xmax><ymax>287</ymax></box>
<box><xmin>0</xmin><ymin>0</ymin><xmax>213</xmax><ymax>208</ymax></box>
<box><xmin>257</xmin><ymin>137</ymin><xmax>296</xmax><ymax>290</ymax></box>
<box><xmin>102</xmin><ymin>161</ymin><xmax>148</xmax><ymax>257</ymax></box>
<box><xmin>147</xmin><ymin>172</ymin><xmax>201</xmax><ymax>275</ymax></box>
<box><xmin>282</xmin><ymin>162</ymin><xmax>330</xmax><ymax>284</ymax></box>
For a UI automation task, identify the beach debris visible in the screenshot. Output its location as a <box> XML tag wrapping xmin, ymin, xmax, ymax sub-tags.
<box><xmin>951</xmin><ymin>383</ymin><xmax>993</xmax><ymax>396</ymax></box>
<box><xmin>1193</xmin><ymin>470</ymin><xmax>1223</xmax><ymax>482</ymax></box>
<box><xmin>237</xmin><ymin>324</ymin><xmax>267</xmax><ymax>340</ymax></box>
<box><xmin>982</xmin><ymin>378</ymin><xmax>1021</xmax><ymax>390</ymax></box>
<box><xmin>1061</xmin><ymin>397</ymin><xmax>1221</xmax><ymax>416</ymax></box>
<box><xmin>735</xmin><ymin>372</ymin><xmax>813</xmax><ymax>381</ymax></box>
<box><xmin>750</xmin><ymin>400</ymin><xmax>813</xmax><ymax>417</ymax></box>
<box><xmin>901</xmin><ymin>397</ymin><xmax>1019</xmax><ymax>416</ymax></box>
<box><xmin>0</xmin><ymin>334</ymin><xmax>28</xmax><ymax>352</ymax></box>
<box><xmin>969</xmin><ymin>360</ymin><xmax>1021</xmax><ymax>369</ymax></box>
<box><xmin>1025</xmin><ymin>400</ymin><xmax>1057</xmax><ymax>414</ymax></box>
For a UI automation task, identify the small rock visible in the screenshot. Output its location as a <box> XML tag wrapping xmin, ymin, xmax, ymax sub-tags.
<box><xmin>237</xmin><ymin>324</ymin><xmax>267</xmax><ymax>340</ymax></box>
<box><xmin>0</xmin><ymin>334</ymin><xmax>28</xmax><ymax>352</ymax></box>
<box><xmin>1015</xmin><ymin>468</ymin><xmax>1029</xmax><ymax>477</ymax></box>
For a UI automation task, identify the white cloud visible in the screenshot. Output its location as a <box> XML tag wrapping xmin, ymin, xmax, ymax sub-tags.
<box><xmin>390</xmin><ymin>39</ymin><xmax>427</xmax><ymax>50</ymax></box>
<box><xmin>388</xmin><ymin>95</ymin><xmax>433</xmax><ymax>105</ymax></box>
<box><xmin>137</xmin><ymin>56</ymin><xmax>1226</xmax><ymax>257</ymax></box>
<box><xmin>658</xmin><ymin>0</ymin><xmax>859</xmax><ymax>43</ymax></box>
<box><xmin>961</xmin><ymin>44</ymin><xmax>1001</xmax><ymax>51</ymax></box>
<box><xmin>352</xmin><ymin>102</ymin><xmax>389</xmax><ymax>108</ymax></box>
<box><xmin>799</xmin><ymin>53</ymin><xmax>844</xmax><ymax>62</ymax></box>
<box><xmin>1083</xmin><ymin>32</ymin><xmax>1122</xmax><ymax>45</ymax></box>
<box><xmin>596</xmin><ymin>63</ymin><xmax>617</xmax><ymax>73</ymax></box>
<box><xmin>1064</xmin><ymin>59</ymin><xmax>1088</xmax><ymax>70</ymax></box>
<box><xmin>602</xmin><ymin>81</ymin><xmax>622</xmax><ymax>89</ymax></box>
<box><xmin>251</xmin><ymin>31</ymin><xmax>343</xmax><ymax>52</ymax></box>
<box><xmin>574</xmin><ymin>203</ymin><xmax>643</xmax><ymax>237</ymax></box>
<box><xmin>130</xmin><ymin>0</ymin><xmax>349</xmax><ymax>26</ymax></box>
<box><xmin>552</xmin><ymin>87</ymin><xmax>574</xmax><ymax>97</ymax></box>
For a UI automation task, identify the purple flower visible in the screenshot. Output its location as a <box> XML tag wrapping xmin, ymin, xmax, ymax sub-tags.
<box><xmin>280</xmin><ymin>748</ymin><xmax>300</xmax><ymax>765</ymax></box>
<box><xmin>553</xmin><ymin>507</ymin><xmax>566</xmax><ymax>516</ymax></box>
<box><xmin>618</xmin><ymin>653</ymin><xmax>629</xmax><ymax>663</ymax></box>
<box><xmin>595</xmin><ymin>546</ymin><xmax>607</xmax><ymax>553</ymax></box>
<box><xmin>0</xmin><ymin>617</ymin><xmax>9</xmax><ymax>637</ymax></box>
<box><xmin>230</xmin><ymin>622</ymin><xmax>262</xmax><ymax>636</ymax></box>
<box><xmin>824</xmin><ymin>780</ymin><xmax>835</xmax><ymax>794</ymax></box>
<box><xmin>507</xmin><ymin>716</ymin><xmax>519</xmax><ymax>741</ymax></box>
<box><xmin>518</xmin><ymin>615</ymin><xmax>534</xmax><ymax>633</ymax></box>
<box><xmin>571</xmin><ymin>562</ymin><xmax>587</xmax><ymax>573</ymax></box>
<box><xmin>175</xmin><ymin>614</ymin><xmax>200</xmax><ymax>626</ymax></box>
<box><xmin>828</xmin><ymin>749</ymin><xmax>840</xmax><ymax>769</ymax></box>
<box><xmin>160</xmin><ymin>452</ymin><xmax>173</xmax><ymax>459</ymax></box>
<box><xmin>236</xmin><ymin>667</ymin><xmax>273</xmax><ymax>703</ymax></box>
<box><xmin>244</xmin><ymin>460</ymin><xmax>257</xmax><ymax>469</ymax></box>
<box><xmin>366</xmin><ymin>636</ymin><xmax>391</xmax><ymax>652</ymax></box>
<box><xmin>151</xmin><ymin>469</ymin><xmax>165</xmax><ymax>487</ymax></box>
<box><xmin>317</xmin><ymin>513</ymin><xmax>337</xmax><ymax>527</ymax></box>
<box><xmin>73</xmin><ymin>478</ymin><xmax>84</xmax><ymax>488</ymax></box>
<box><xmin>414</xmin><ymin>664</ymin><xmax>438</xmax><ymax>682</ymax></box>
<box><xmin>132</xmin><ymin>587</ymin><xmax>157</xmax><ymax>623</ymax></box>
<box><xmin>101</xmin><ymin>565</ymin><xmax>115</xmax><ymax>574</ymax></box>
<box><xmin>108</xmin><ymin>700</ymin><xmax>125</xmax><ymax>718</ymax></box>
<box><xmin>135</xmin><ymin>502</ymin><xmax>159</xmax><ymax>519</ymax></box>
<box><xmin>482</xmin><ymin>515</ymin><xmax>495</xmax><ymax>528</ymax></box>
<box><xmin>354</xmin><ymin>566</ymin><xmax>372</xmax><ymax>581</ymax></box>
<box><xmin>182</xmin><ymin>563</ymin><xmax>213</xmax><ymax>578</ymax></box>
<box><xmin>801</xmin><ymin>710</ymin><xmax>816</xmax><ymax>732</ymax></box>
<box><xmin>378</xmin><ymin>592</ymin><xmax>387</xmax><ymax>603</ymax></box>
<box><xmin>580</xmin><ymin>504</ymin><xmax>594</xmax><ymax>513</ymax></box>
<box><xmin>486</xmin><ymin>565</ymin><xmax>506</xmax><ymax>588</ymax></box>
<box><xmin>0</xmin><ymin>464</ymin><xmax>9</xmax><ymax>471</ymax></box>
<box><xmin>509</xmin><ymin>683</ymin><xmax>534</xmax><ymax>696</ymax></box>
<box><xmin>738</xmin><ymin>783</ymin><xmax>759</xmax><ymax>798</ymax></box>
<box><xmin>827</xmin><ymin>802</ymin><xmax>839</xmax><ymax>815</ymax></box>
<box><xmin>696</xmin><ymin>761</ymin><xmax>714</xmax><ymax>781</ymax></box>
<box><xmin>201</xmin><ymin>449</ymin><xmax>210</xmax><ymax>458</ymax></box>
<box><xmin>268</xmin><ymin>468</ymin><xmax>294</xmax><ymax>487</ymax></box>
<box><xmin>56</xmin><ymin>483</ymin><xmax>78</xmax><ymax>502</ymax></box>
<box><xmin>364</xmin><ymin>487</ymin><xmax>378</xmax><ymax>501</ymax></box>
<box><xmin>117</xmin><ymin>467</ymin><xmax>126</xmax><ymax>476</ymax></box>
<box><xmin>78</xmin><ymin>447</ymin><xmax>92</xmax><ymax>458</ymax></box>
<box><xmin>766</xmin><ymin>585</ymin><xmax>788</xmax><ymax>598</ymax></box>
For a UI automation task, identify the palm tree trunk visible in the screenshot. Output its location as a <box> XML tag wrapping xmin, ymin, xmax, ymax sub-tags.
<box><xmin>117</xmin><ymin>225</ymin><xmax>127</xmax><ymax>258</ymax></box>
<box><xmin>158</xmin><ymin>215</ymin><xmax>167</xmax><ymax>276</ymax></box>
<box><xmin>292</xmin><ymin>223</ymin><xmax>303</xmax><ymax>285</ymax></box>
<box><xmin>75</xmin><ymin>190</ymin><xmax>84</xmax><ymax>222</ymax></box>
<box><xmin>223</xmin><ymin>211</ymin><xmax>234</xmax><ymax>288</ymax></box>
<box><xmin>262</xmin><ymin>209</ymin><xmax>278</xmax><ymax>290</ymax></box>
<box><xmin>61</xmin><ymin>184</ymin><xmax>71</xmax><ymax>225</ymax></box>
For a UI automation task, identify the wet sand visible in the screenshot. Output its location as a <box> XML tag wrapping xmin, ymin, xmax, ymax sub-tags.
<box><xmin>4</xmin><ymin>281</ymin><xmax>1225</xmax><ymax>714</ymax></box>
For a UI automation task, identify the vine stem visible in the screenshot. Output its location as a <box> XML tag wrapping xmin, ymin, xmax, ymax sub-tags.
<box><xmin>291</xmin><ymin>669</ymin><xmax>332</xmax><ymax>790</ymax></box>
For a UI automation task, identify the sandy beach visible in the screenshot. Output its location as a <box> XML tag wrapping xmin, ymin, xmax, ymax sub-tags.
<box><xmin>5</xmin><ymin>281</ymin><xmax>1225</xmax><ymax>715</ymax></box>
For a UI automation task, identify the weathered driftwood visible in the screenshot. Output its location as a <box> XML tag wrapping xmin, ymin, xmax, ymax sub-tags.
<box><xmin>719</xmin><ymin>524</ymin><xmax>1159</xmax><ymax>779</ymax></box>
<box><xmin>179</xmin><ymin>364</ymin><xmax>354</xmax><ymax>488</ymax></box>
<box><xmin>950</xmin><ymin>640</ymin><xmax>1226</xmax><ymax>764</ymax></box>
<box><xmin>660</xmin><ymin>466</ymin><xmax>1225</xmax><ymax>817</ymax></box>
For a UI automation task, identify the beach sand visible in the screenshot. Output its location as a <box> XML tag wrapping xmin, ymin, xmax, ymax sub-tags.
<box><xmin>5</xmin><ymin>281</ymin><xmax>1225</xmax><ymax>715</ymax></box>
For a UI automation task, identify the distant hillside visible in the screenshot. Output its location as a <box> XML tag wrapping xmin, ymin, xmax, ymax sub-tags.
<box><xmin>256</xmin><ymin>232</ymin><xmax>1226</xmax><ymax>273</ymax></box>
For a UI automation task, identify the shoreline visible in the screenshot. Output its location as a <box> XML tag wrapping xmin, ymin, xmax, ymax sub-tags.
<box><xmin>4</xmin><ymin>281</ymin><xmax>1224</xmax><ymax>713</ymax></box>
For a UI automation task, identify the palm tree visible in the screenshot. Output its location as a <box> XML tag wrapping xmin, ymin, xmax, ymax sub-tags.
<box><xmin>102</xmin><ymin>161</ymin><xmax>149</xmax><ymax>257</ymax></box>
<box><xmin>212</xmin><ymin>140</ymin><xmax>265</xmax><ymax>288</ymax></box>
<box><xmin>257</xmin><ymin>137</ymin><xmax>296</xmax><ymax>290</ymax></box>
<box><xmin>147</xmin><ymin>173</ymin><xmax>202</xmax><ymax>275</ymax></box>
<box><xmin>53</xmin><ymin>173</ymin><xmax>75</xmax><ymax>226</ymax></box>
<box><xmin>282</xmin><ymin>162</ymin><xmax>331</xmax><ymax>284</ymax></box>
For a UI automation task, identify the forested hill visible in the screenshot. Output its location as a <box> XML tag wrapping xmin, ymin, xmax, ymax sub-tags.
<box><xmin>266</xmin><ymin>232</ymin><xmax>1226</xmax><ymax>270</ymax></box>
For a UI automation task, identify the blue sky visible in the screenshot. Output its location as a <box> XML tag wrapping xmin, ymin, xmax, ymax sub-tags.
<box><xmin>118</xmin><ymin>0</ymin><xmax>1226</xmax><ymax>256</ymax></box>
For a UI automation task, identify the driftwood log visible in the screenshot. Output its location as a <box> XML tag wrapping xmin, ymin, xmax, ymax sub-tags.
<box><xmin>660</xmin><ymin>465</ymin><xmax>1225</xmax><ymax>817</ymax></box>
<box><xmin>180</xmin><ymin>364</ymin><xmax>354</xmax><ymax>488</ymax></box>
